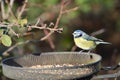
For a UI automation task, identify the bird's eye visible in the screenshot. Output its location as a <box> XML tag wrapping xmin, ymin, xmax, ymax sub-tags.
<box><xmin>78</xmin><ymin>33</ymin><xmax>82</xmax><ymax>37</ymax></box>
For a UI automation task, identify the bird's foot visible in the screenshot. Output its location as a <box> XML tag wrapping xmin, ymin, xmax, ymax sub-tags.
<box><xmin>87</xmin><ymin>50</ymin><xmax>91</xmax><ymax>55</ymax></box>
<box><xmin>79</xmin><ymin>50</ymin><xmax>84</xmax><ymax>54</ymax></box>
<box><xmin>87</xmin><ymin>50</ymin><xmax>93</xmax><ymax>59</ymax></box>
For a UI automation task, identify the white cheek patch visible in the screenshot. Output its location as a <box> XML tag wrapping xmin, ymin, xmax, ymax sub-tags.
<box><xmin>76</xmin><ymin>33</ymin><xmax>80</xmax><ymax>36</ymax></box>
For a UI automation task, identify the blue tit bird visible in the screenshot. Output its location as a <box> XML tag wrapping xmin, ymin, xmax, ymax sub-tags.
<box><xmin>72</xmin><ymin>30</ymin><xmax>111</xmax><ymax>53</ymax></box>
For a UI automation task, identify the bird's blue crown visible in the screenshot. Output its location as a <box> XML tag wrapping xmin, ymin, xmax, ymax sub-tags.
<box><xmin>73</xmin><ymin>30</ymin><xmax>84</xmax><ymax>38</ymax></box>
<box><xmin>74</xmin><ymin>30</ymin><xmax>84</xmax><ymax>33</ymax></box>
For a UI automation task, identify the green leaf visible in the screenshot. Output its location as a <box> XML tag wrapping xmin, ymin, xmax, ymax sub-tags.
<box><xmin>0</xmin><ymin>29</ymin><xmax>4</xmax><ymax>36</ymax></box>
<box><xmin>18</xmin><ymin>19</ymin><xmax>28</xmax><ymax>27</ymax></box>
<box><xmin>1</xmin><ymin>35</ymin><xmax>12</xmax><ymax>47</ymax></box>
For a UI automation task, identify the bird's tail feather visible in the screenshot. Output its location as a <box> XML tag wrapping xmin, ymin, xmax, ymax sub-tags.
<box><xmin>96</xmin><ymin>41</ymin><xmax>111</xmax><ymax>45</ymax></box>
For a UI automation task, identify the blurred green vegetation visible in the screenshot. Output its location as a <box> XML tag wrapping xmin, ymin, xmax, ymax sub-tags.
<box><xmin>0</xmin><ymin>0</ymin><xmax>120</xmax><ymax>80</ymax></box>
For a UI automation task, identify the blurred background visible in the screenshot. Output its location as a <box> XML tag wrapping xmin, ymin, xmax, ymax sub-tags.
<box><xmin>0</xmin><ymin>0</ymin><xmax>120</xmax><ymax>80</ymax></box>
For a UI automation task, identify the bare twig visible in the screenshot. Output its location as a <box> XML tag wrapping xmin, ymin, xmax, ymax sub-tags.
<box><xmin>0</xmin><ymin>23</ymin><xmax>20</xmax><ymax>28</ymax></box>
<box><xmin>54</xmin><ymin>0</ymin><xmax>64</xmax><ymax>29</ymax></box>
<box><xmin>62</xmin><ymin>7</ymin><xmax>79</xmax><ymax>14</ymax></box>
<box><xmin>90</xmin><ymin>28</ymin><xmax>105</xmax><ymax>36</ymax></box>
<box><xmin>5</xmin><ymin>0</ymin><xmax>17</xmax><ymax>20</ymax></box>
<box><xmin>29</xmin><ymin>25</ymin><xmax>63</xmax><ymax>32</ymax></box>
<box><xmin>40</xmin><ymin>1</ymin><xmax>79</xmax><ymax>41</ymax></box>
<box><xmin>1</xmin><ymin>0</ymin><xmax>6</xmax><ymax>19</ymax></box>
<box><xmin>7</xmin><ymin>0</ymin><xmax>14</xmax><ymax>19</ymax></box>
<box><xmin>9</xmin><ymin>28</ymin><xmax>19</xmax><ymax>37</ymax></box>
<box><xmin>49</xmin><ymin>22</ymin><xmax>54</xmax><ymax>27</ymax></box>
<box><xmin>17</xmin><ymin>0</ymin><xmax>28</xmax><ymax>19</ymax></box>
<box><xmin>40</xmin><ymin>0</ymin><xmax>64</xmax><ymax>41</ymax></box>
<box><xmin>43</xmin><ymin>30</ymin><xmax>55</xmax><ymax>49</ymax></box>
<box><xmin>0</xmin><ymin>22</ymin><xmax>63</xmax><ymax>37</ymax></box>
<box><xmin>38</xmin><ymin>18</ymin><xmax>55</xmax><ymax>49</ymax></box>
<box><xmin>35</xmin><ymin>18</ymin><xmax>41</xmax><ymax>26</ymax></box>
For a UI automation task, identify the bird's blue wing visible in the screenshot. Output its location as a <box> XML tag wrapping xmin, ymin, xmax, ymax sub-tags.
<box><xmin>82</xmin><ymin>34</ymin><xmax>103</xmax><ymax>42</ymax></box>
<box><xmin>82</xmin><ymin>34</ymin><xmax>111</xmax><ymax>45</ymax></box>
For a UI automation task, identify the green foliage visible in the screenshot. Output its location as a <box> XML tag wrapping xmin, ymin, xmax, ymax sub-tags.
<box><xmin>1</xmin><ymin>35</ymin><xmax>12</xmax><ymax>47</ymax></box>
<box><xmin>61</xmin><ymin>37</ymin><xmax>72</xmax><ymax>50</ymax></box>
<box><xmin>75</xmin><ymin>0</ymin><xmax>114</xmax><ymax>13</ymax></box>
<box><xmin>29</xmin><ymin>0</ymin><xmax>44</xmax><ymax>3</ymax></box>
<box><xmin>27</xmin><ymin>6</ymin><xmax>42</xmax><ymax>21</ymax></box>
<box><xmin>75</xmin><ymin>0</ymin><xmax>91</xmax><ymax>12</ymax></box>
<box><xmin>0</xmin><ymin>29</ymin><xmax>4</xmax><ymax>36</ymax></box>
<box><xmin>61</xmin><ymin>11</ymin><xmax>79</xmax><ymax>23</ymax></box>
<box><xmin>103</xmin><ymin>0</ymin><xmax>115</xmax><ymax>9</ymax></box>
<box><xmin>44</xmin><ymin>0</ymin><xmax>58</xmax><ymax>6</ymax></box>
<box><xmin>0</xmin><ymin>28</ymin><xmax>12</xmax><ymax>47</ymax></box>
<box><xmin>18</xmin><ymin>19</ymin><xmax>28</xmax><ymax>27</ymax></box>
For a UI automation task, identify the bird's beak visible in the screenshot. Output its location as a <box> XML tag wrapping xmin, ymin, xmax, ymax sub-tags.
<box><xmin>72</xmin><ymin>33</ymin><xmax>74</xmax><ymax>35</ymax></box>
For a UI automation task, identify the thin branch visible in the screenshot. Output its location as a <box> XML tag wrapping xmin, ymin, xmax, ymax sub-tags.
<box><xmin>38</xmin><ymin>18</ymin><xmax>56</xmax><ymax>49</ymax></box>
<box><xmin>90</xmin><ymin>28</ymin><xmax>105</xmax><ymax>36</ymax></box>
<box><xmin>49</xmin><ymin>22</ymin><xmax>54</xmax><ymax>27</ymax></box>
<box><xmin>35</xmin><ymin>18</ymin><xmax>41</xmax><ymax>26</ymax></box>
<box><xmin>62</xmin><ymin>6</ymin><xmax>79</xmax><ymax>14</ymax></box>
<box><xmin>0</xmin><ymin>23</ymin><xmax>20</xmax><ymax>28</ymax></box>
<box><xmin>29</xmin><ymin>25</ymin><xmax>63</xmax><ymax>32</ymax></box>
<box><xmin>54</xmin><ymin>0</ymin><xmax>64</xmax><ymax>29</ymax></box>
<box><xmin>5</xmin><ymin>0</ymin><xmax>17</xmax><ymax>20</ymax></box>
<box><xmin>9</xmin><ymin>28</ymin><xmax>19</xmax><ymax>37</ymax></box>
<box><xmin>29</xmin><ymin>24</ymin><xmax>46</xmax><ymax>29</ymax></box>
<box><xmin>0</xmin><ymin>21</ymin><xmax>63</xmax><ymax>40</ymax></box>
<box><xmin>40</xmin><ymin>2</ymin><xmax>79</xmax><ymax>41</ymax></box>
<box><xmin>27</xmin><ymin>18</ymin><xmax>63</xmax><ymax>32</ymax></box>
<box><xmin>1</xmin><ymin>0</ymin><xmax>6</xmax><ymax>19</ymax></box>
<box><xmin>7</xmin><ymin>0</ymin><xmax>14</xmax><ymax>19</ymax></box>
<box><xmin>40</xmin><ymin>0</ymin><xmax>64</xmax><ymax>41</ymax></box>
<box><xmin>17</xmin><ymin>0</ymin><xmax>28</xmax><ymax>19</ymax></box>
<box><xmin>43</xmin><ymin>30</ymin><xmax>55</xmax><ymax>49</ymax></box>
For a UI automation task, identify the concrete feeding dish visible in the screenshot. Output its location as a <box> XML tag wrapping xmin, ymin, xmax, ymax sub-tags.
<box><xmin>2</xmin><ymin>52</ymin><xmax>101</xmax><ymax>80</ymax></box>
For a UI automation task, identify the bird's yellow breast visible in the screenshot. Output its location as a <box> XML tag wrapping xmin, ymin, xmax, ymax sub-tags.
<box><xmin>74</xmin><ymin>37</ymin><xmax>96</xmax><ymax>50</ymax></box>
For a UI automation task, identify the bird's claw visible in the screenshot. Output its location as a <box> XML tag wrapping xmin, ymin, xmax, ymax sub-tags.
<box><xmin>79</xmin><ymin>50</ymin><xmax>84</xmax><ymax>54</ymax></box>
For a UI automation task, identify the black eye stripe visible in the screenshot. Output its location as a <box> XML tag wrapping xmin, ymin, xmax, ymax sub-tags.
<box><xmin>80</xmin><ymin>33</ymin><xmax>82</xmax><ymax>36</ymax></box>
<box><xmin>74</xmin><ymin>33</ymin><xmax>82</xmax><ymax>38</ymax></box>
<box><xmin>78</xmin><ymin>34</ymin><xmax>82</xmax><ymax>37</ymax></box>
